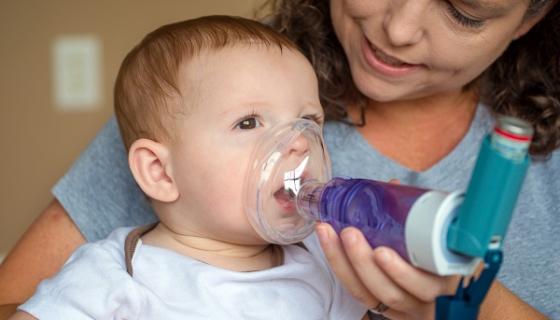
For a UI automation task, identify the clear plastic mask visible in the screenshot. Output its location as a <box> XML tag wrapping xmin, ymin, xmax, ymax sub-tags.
<box><xmin>244</xmin><ymin>119</ymin><xmax>331</xmax><ymax>244</ymax></box>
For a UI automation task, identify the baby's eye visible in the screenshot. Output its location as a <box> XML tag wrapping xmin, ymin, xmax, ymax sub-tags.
<box><xmin>302</xmin><ymin>114</ymin><xmax>324</xmax><ymax>126</ymax></box>
<box><xmin>236</xmin><ymin>116</ymin><xmax>261</xmax><ymax>130</ymax></box>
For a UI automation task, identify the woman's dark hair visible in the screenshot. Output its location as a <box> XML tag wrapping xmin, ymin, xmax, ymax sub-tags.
<box><xmin>260</xmin><ymin>0</ymin><xmax>560</xmax><ymax>156</ymax></box>
<box><xmin>481</xmin><ymin>2</ymin><xmax>560</xmax><ymax>156</ymax></box>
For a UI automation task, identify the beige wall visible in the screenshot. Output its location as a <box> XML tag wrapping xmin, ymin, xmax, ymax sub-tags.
<box><xmin>0</xmin><ymin>0</ymin><xmax>263</xmax><ymax>257</ymax></box>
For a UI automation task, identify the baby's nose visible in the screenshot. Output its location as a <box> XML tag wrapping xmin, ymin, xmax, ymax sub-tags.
<box><xmin>288</xmin><ymin>133</ymin><xmax>310</xmax><ymax>156</ymax></box>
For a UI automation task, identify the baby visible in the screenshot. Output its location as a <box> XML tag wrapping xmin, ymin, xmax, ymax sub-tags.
<box><xmin>13</xmin><ymin>16</ymin><xmax>367</xmax><ymax>320</ymax></box>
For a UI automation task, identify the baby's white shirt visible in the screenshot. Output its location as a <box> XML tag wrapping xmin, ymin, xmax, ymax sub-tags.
<box><xmin>20</xmin><ymin>227</ymin><xmax>366</xmax><ymax>319</ymax></box>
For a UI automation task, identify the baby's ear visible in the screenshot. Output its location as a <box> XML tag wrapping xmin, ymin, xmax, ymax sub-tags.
<box><xmin>128</xmin><ymin>139</ymin><xmax>178</xmax><ymax>202</ymax></box>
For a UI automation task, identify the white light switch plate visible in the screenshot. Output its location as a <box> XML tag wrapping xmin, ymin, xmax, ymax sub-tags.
<box><xmin>52</xmin><ymin>35</ymin><xmax>102</xmax><ymax>111</ymax></box>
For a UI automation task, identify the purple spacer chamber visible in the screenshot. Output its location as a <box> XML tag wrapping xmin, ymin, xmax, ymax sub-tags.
<box><xmin>297</xmin><ymin>177</ymin><xmax>430</xmax><ymax>261</ymax></box>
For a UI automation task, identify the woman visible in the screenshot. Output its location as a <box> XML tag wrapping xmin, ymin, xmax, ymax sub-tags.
<box><xmin>1</xmin><ymin>0</ymin><xmax>558</xmax><ymax>318</ymax></box>
<box><xmin>266</xmin><ymin>1</ymin><xmax>559</xmax><ymax>318</ymax></box>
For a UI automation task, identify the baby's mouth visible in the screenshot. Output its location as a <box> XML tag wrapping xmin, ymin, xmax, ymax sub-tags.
<box><xmin>273</xmin><ymin>187</ymin><xmax>297</xmax><ymax>212</ymax></box>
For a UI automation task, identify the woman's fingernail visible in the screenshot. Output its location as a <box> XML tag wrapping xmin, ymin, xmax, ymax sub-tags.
<box><xmin>316</xmin><ymin>225</ymin><xmax>329</xmax><ymax>243</ymax></box>
<box><xmin>377</xmin><ymin>248</ymin><xmax>392</xmax><ymax>264</ymax></box>
<box><xmin>341</xmin><ymin>229</ymin><xmax>357</xmax><ymax>245</ymax></box>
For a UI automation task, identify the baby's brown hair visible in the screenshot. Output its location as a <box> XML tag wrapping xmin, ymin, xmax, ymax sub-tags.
<box><xmin>114</xmin><ymin>15</ymin><xmax>298</xmax><ymax>150</ymax></box>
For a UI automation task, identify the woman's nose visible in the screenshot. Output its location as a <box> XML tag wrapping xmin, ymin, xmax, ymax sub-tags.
<box><xmin>383</xmin><ymin>1</ymin><xmax>425</xmax><ymax>47</ymax></box>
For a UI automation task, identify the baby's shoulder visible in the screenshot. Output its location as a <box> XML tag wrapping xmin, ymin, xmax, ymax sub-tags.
<box><xmin>66</xmin><ymin>227</ymin><xmax>133</xmax><ymax>270</ymax></box>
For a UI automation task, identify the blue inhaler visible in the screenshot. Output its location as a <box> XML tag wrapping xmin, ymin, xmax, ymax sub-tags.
<box><xmin>245</xmin><ymin>116</ymin><xmax>532</xmax><ymax>320</ymax></box>
<box><xmin>436</xmin><ymin>116</ymin><xmax>533</xmax><ymax>319</ymax></box>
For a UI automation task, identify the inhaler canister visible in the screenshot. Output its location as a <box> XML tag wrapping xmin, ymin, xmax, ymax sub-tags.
<box><xmin>447</xmin><ymin>116</ymin><xmax>533</xmax><ymax>257</ymax></box>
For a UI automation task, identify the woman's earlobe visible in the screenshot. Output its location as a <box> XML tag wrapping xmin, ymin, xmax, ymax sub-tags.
<box><xmin>128</xmin><ymin>139</ymin><xmax>179</xmax><ymax>202</ymax></box>
<box><xmin>514</xmin><ymin>1</ymin><xmax>556</xmax><ymax>40</ymax></box>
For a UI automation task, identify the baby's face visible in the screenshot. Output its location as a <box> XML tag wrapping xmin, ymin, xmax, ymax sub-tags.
<box><xmin>167</xmin><ymin>45</ymin><xmax>323</xmax><ymax>244</ymax></box>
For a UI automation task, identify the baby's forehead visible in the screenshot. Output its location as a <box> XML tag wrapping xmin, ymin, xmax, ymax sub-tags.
<box><xmin>180</xmin><ymin>43</ymin><xmax>298</xmax><ymax>68</ymax></box>
<box><xmin>173</xmin><ymin>44</ymin><xmax>319</xmax><ymax>113</ymax></box>
<box><xmin>176</xmin><ymin>44</ymin><xmax>306</xmax><ymax>89</ymax></box>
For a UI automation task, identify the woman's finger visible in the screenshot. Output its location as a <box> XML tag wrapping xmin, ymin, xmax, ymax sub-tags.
<box><xmin>339</xmin><ymin>227</ymin><xmax>426</xmax><ymax>314</ymax></box>
<box><xmin>372</xmin><ymin>247</ymin><xmax>459</xmax><ymax>302</ymax></box>
<box><xmin>315</xmin><ymin>223</ymin><xmax>377</xmax><ymax>307</ymax></box>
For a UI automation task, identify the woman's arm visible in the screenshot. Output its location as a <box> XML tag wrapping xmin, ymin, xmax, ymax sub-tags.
<box><xmin>7</xmin><ymin>311</ymin><xmax>36</xmax><ymax>320</ymax></box>
<box><xmin>480</xmin><ymin>281</ymin><xmax>546</xmax><ymax>320</ymax></box>
<box><xmin>0</xmin><ymin>199</ymin><xmax>85</xmax><ymax>305</ymax></box>
<box><xmin>316</xmin><ymin>223</ymin><xmax>546</xmax><ymax>320</ymax></box>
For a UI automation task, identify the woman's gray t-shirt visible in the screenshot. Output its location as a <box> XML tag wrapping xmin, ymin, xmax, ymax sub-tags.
<box><xmin>53</xmin><ymin>105</ymin><xmax>559</xmax><ymax>317</ymax></box>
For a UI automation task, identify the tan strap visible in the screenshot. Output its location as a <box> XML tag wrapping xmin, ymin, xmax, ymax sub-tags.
<box><xmin>294</xmin><ymin>242</ymin><xmax>308</xmax><ymax>252</ymax></box>
<box><xmin>124</xmin><ymin>223</ymin><xmax>159</xmax><ymax>277</ymax></box>
<box><xmin>269</xmin><ymin>244</ymin><xmax>284</xmax><ymax>267</ymax></box>
<box><xmin>124</xmin><ymin>224</ymin><xmax>306</xmax><ymax>275</ymax></box>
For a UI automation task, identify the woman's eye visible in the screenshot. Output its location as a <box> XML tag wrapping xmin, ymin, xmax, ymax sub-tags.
<box><xmin>446</xmin><ymin>3</ymin><xmax>486</xmax><ymax>29</ymax></box>
<box><xmin>236</xmin><ymin>117</ymin><xmax>261</xmax><ymax>130</ymax></box>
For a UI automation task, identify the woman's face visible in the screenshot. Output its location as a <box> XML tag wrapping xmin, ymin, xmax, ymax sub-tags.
<box><xmin>330</xmin><ymin>0</ymin><xmax>536</xmax><ymax>102</ymax></box>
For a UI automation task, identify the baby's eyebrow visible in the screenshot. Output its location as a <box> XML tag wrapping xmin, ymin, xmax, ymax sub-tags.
<box><xmin>217</xmin><ymin>101</ymin><xmax>271</xmax><ymax>117</ymax></box>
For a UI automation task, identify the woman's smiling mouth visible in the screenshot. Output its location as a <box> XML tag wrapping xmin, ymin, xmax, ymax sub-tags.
<box><xmin>362</xmin><ymin>37</ymin><xmax>423</xmax><ymax>77</ymax></box>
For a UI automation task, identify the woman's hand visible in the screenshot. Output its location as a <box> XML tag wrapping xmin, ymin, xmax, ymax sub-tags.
<box><xmin>316</xmin><ymin>223</ymin><xmax>458</xmax><ymax>320</ymax></box>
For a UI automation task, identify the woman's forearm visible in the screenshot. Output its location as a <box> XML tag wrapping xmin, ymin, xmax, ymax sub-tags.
<box><xmin>0</xmin><ymin>199</ymin><xmax>85</xmax><ymax>305</ymax></box>
<box><xmin>480</xmin><ymin>280</ymin><xmax>546</xmax><ymax>320</ymax></box>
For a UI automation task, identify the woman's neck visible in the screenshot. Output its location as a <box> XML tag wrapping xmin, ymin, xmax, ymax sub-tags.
<box><xmin>141</xmin><ymin>223</ymin><xmax>282</xmax><ymax>272</ymax></box>
<box><xmin>349</xmin><ymin>89</ymin><xmax>478</xmax><ymax>172</ymax></box>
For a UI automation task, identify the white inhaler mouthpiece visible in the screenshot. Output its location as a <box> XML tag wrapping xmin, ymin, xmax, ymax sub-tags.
<box><xmin>244</xmin><ymin>119</ymin><xmax>331</xmax><ymax>245</ymax></box>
